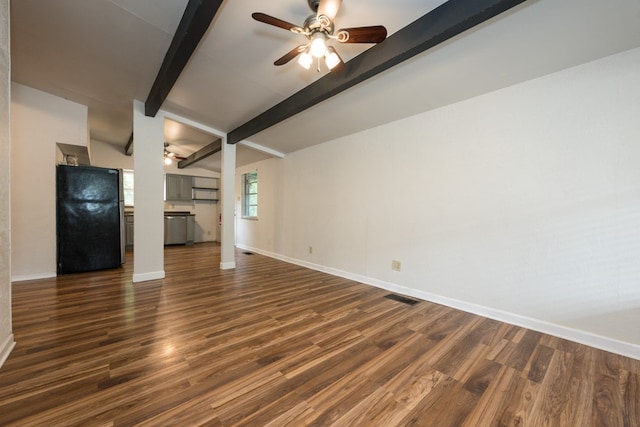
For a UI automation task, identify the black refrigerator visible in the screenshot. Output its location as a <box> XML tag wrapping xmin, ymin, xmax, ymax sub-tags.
<box><xmin>56</xmin><ymin>165</ymin><xmax>125</xmax><ymax>274</ymax></box>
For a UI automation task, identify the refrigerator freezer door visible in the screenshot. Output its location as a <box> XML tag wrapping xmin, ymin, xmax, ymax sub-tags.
<box><xmin>57</xmin><ymin>165</ymin><xmax>123</xmax><ymax>274</ymax></box>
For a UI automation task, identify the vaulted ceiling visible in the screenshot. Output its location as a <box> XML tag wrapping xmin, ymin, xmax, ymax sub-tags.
<box><xmin>10</xmin><ymin>0</ymin><xmax>640</xmax><ymax>171</ymax></box>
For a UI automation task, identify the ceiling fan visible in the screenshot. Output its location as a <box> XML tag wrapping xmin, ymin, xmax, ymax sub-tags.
<box><xmin>164</xmin><ymin>142</ymin><xmax>186</xmax><ymax>165</ymax></box>
<box><xmin>252</xmin><ymin>0</ymin><xmax>387</xmax><ymax>72</ymax></box>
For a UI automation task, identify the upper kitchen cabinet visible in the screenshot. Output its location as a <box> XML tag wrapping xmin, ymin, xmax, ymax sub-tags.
<box><xmin>164</xmin><ymin>174</ymin><xmax>193</xmax><ymax>203</ymax></box>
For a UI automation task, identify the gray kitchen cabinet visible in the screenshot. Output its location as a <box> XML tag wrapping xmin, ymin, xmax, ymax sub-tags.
<box><xmin>124</xmin><ymin>215</ymin><xmax>134</xmax><ymax>248</ymax></box>
<box><xmin>165</xmin><ymin>174</ymin><xmax>193</xmax><ymax>203</ymax></box>
<box><xmin>186</xmin><ymin>215</ymin><xmax>195</xmax><ymax>245</ymax></box>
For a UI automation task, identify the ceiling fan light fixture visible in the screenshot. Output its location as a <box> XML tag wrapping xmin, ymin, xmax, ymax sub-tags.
<box><xmin>298</xmin><ymin>50</ymin><xmax>313</xmax><ymax>69</ymax></box>
<box><xmin>324</xmin><ymin>46</ymin><xmax>342</xmax><ymax>70</ymax></box>
<box><xmin>309</xmin><ymin>33</ymin><xmax>327</xmax><ymax>58</ymax></box>
<box><xmin>253</xmin><ymin>0</ymin><xmax>386</xmax><ymax>71</ymax></box>
<box><xmin>164</xmin><ymin>156</ymin><xmax>172</xmax><ymax>165</ymax></box>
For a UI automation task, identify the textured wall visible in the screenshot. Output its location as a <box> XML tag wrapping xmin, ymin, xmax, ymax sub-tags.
<box><xmin>10</xmin><ymin>84</ymin><xmax>88</xmax><ymax>281</ymax></box>
<box><xmin>237</xmin><ymin>47</ymin><xmax>640</xmax><ymax>359</ymax></box>
<box><xmin>0</xmin><ymin>0</ymin><xmax>15</xmax><ymax>366</ymax></box>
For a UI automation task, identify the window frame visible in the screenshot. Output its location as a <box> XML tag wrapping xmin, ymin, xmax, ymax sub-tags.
<box><xmin>122</xmin><ymin>169</ymin><xmax>134</xmax><ymax>207</ymax></box>
<box><xmin>241</xmin><ymin>171</ymin><xmax>258</xmax><ymax>219</ymax></box>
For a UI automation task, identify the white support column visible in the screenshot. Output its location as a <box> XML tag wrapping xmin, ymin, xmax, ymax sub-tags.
<box><xmin>0</xmin><ymin>0</ymin><xmax>15</xmax><ymax>368</ymax></box>
<box><xmin>220</xmin><ymin>137</ymin><xmax>236</xmax><ymax>269</ymax></box>
<box><xmin>132</xmin><ymin>100</ymin><xmax>165</xmax><ymax>282</ymax></box>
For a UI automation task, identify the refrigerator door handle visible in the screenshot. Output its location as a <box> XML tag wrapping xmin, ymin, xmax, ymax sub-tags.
<box><xmin>119</xmin><ymin>169</ymin><xmax>125</xmax><ymax>265</ymax></box>
<box><xmin>119</xmin><ymin>201</ymin><xmax>125</xmax><ymax>264</ymax></box>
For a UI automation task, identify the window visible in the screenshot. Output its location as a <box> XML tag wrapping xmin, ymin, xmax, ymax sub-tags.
<box><xmin>242</xmin><ymin>171</ymin><xmax>258</xmax><ymax>219</ymax></box>
<box><xmin>123</xmin><ymin>169</ymin><xmax>134</xmax><ymax>206</ymax></box>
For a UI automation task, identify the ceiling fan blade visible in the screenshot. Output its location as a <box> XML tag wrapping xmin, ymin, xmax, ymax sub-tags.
<box><xmin>274</xmin><ymin>45</ymin><xmax>307</xmax><ymax>66</ymax></box>
<box><xmin>317</xmin><ymin>0</ymin><xmax>342</xmax><ymax>21</ymax></box>
<box><xmin>336</xmin><ymin>26</ymin><xmax>387</xmax><ymax>43</ymax></box>
<box><xmin>252</xmin><ymin>12</ymin><xmax>303</xmax><ymax>33</ymax></box>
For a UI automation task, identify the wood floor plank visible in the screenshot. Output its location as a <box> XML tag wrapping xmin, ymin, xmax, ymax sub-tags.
<box><xmin>328</xmin><ymin>386</ymin><xmax>398</xmax><ymax>427</ymax></box>
<box><xmin>591</xmin><ymin>349</ymin><xmax>628</xmax><ymax>426</ymax></box>
<box><xmin>400</xmin><ymin>376</ymin><xmax>479</xmax><ymax>427</ymax></box>
<box><xmin>495</xmin><ymin>375</ymin><xmax>540</xmax><ymax>426</ymax></box>
<box><xmin>304</xmin><ymin>373</ymin><xmax>380</xmax><ymax>425</ymax></box>
<box><xmin>525</xmin><ymin>343</ymin><xmax>555</xmax><ymax>383</ymax></box>
<box><xmin>526</xmin><ymin>348</ymin><xmax>575</xmax><ymax>426</ymax></box>
<box><xmin>1</xmin><ymin>242</ymin><xmax>638</xmax><ymax>426</ymax></box>
<box><xmin>432</xmin><ymin>317</ymin><xmax>495</xmax><ymax>380</ymax></box>
<box><xmin>263</xmin><ymin>400</ymin><xmax>315</xmax><ymax>427</ymax></box>
<box><xmin>623</xmin><ymin>371</ymin><xmax>640</xmax><ymax>427</ymax></box>
<box><xmin>461</xmin><ymin>365</ymin><xmax>522</xmax><ymax>426</ymax></box>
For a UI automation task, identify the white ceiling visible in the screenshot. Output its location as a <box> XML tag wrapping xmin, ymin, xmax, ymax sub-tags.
<box><xmin>10</xmin><ymin>0</ymin><xmax>640</xmax><ymax>171</ymax></box>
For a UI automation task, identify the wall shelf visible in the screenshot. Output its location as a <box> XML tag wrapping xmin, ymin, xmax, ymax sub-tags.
<box><xmin>192</xmin><ymin>177</ymin><xmax>218</xmax><ymax>203</ymax></box>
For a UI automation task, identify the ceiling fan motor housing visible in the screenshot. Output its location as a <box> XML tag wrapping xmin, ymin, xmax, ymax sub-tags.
<box><xmin>303</xmin><ymin>14</ymin><xmax>334</xmax><ymax>36</ymax></box>
<box><xmin>308</xmin><ymin>0</ymin><xmax>321</xmax><ymax>12</ymax></box>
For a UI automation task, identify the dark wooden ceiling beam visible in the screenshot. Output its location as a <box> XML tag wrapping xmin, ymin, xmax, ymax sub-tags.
<box><xmin>227</xmin><ymin>0</ymin><xmax>526</xmax><ymax>145</ymax></box>
<box><xmin>144</xmin><ymin>0</ymin><xmax>223</xmax><ymax>117</ymax></box>
<box><xmin>124</xmin><ymin>132</ymin><xmax>133</xmax><ymax>156</ymax></box>
<box><xmin>177</xmin><ymin>139</ymin><xmax>222</xmax><ymax>169</ymax></box>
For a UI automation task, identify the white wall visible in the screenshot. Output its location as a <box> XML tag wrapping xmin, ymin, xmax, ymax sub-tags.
<box><xmin>9</xmin><ymin>101</ymin><xmax>219</xmax><ymax>285</ymax></box>
<box><xmin>11</xmin><ymin>83</ymin><xmax>88</xmax><ymax>281</ymax></box>
<box><xmin>237</xmin><ymin>47</ymin><xmax>640</xmax><ymax>359</ymax></box>
<box><xmin>235</xmin><ymin>158</ymin><xmax>283</xmax><ymax>250</ymax></box>
<box><xmin>89</xmin><ymin>138</ymin><xmax>134</xmax><ymax>170</ymax></box>
<box><xmin>0</xmin><ymin>0</ymin><xmax>15</xmax><ymax>367</ymax></box>
<box><xmin>91</xmin><ymin>138</ymin><xmax>220</xmax><ymax>242</ymax></box>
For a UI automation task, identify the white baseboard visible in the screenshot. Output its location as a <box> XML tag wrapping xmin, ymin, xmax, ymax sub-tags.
<box><xmin>132</xmin><ymin>270</ymin><xmax>165</xmax><ymax>283</ymax></box>
<box><xmin>220</xmin><ymin>261</ymin><xmax>236</xmax><ymax>270</ymax></box>
<box><xmin>12</xmin><ymin>272</ymin><xmax>56</xmax><ymax>283</ymax></box>
<box><xmin>0</xmin><ymin>334</ymin><xmax>15</xmax><ymax>369</ymax></box>
<box><xmin>236</xmin><ymin>244</ymin><xmax>640</xmax><ymax>361</ymax></box>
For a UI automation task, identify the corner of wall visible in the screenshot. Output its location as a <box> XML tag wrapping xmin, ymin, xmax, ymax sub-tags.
<box><xmin>0</xmin><ymin>0</ymin><xmax>13</xmax><ymax>368</ymax></box>
<box><xmin>0</xmin><ymin>334</ymin><xmax>15</xmax><ymax>368</ymax></box>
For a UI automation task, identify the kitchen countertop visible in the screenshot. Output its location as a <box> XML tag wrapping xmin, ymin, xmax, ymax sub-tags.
<box><xmin>125</xmin><ymin>211</ymin><xmax>195</xmax><ymax>216</ymax></box>
<box><xmin>164</xmin><ymin>211</ymin><xmax>194</xmax><ymax>216</ymax></box>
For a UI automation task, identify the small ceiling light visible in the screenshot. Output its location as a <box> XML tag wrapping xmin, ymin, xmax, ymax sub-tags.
<box><xmin>324</xmin><ymin>46</ymin><xmax>342</xmax><ymax>70</ymax></box>
<box><xmin>309</xmin><ymin>33</ymin><xmax>327</xmax><ymax>58</ymax></box>
<box><xmin>164</xmin><ymin>156</ymin><xmax>172</xmax><ymax>165</ymax></box>
<box><xmin>297</xmin><ymin>51</ymin><xmax>312</xmax><ymax>70</ymax></box>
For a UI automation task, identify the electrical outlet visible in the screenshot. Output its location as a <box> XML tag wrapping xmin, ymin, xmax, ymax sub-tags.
<box><xmin>309</xmin><ymin>246</ymin><xmax>313</xmax><ymax>254</ymax></box>
<box><xmin>391</xmin><ymin>260</ymin><xmax>402</xmax><ymax>272</ymax></box>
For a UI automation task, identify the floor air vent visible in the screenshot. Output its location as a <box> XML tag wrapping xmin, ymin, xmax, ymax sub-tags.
<box><xmin>242</xmin><ymin>251</ymin><xmax>254</xmax><ymax>255</ymax></box>
<box><xmin>384</xmin><ymin>294</ymin><xmax>421</xmax><ymax>305</ymax></box>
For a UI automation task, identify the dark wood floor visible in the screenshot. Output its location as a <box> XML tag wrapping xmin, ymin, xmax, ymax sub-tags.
<box><xmin>1</xmin><ymin>243</ymin><xmax>638</xmax><ymax>426</ymax></box>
